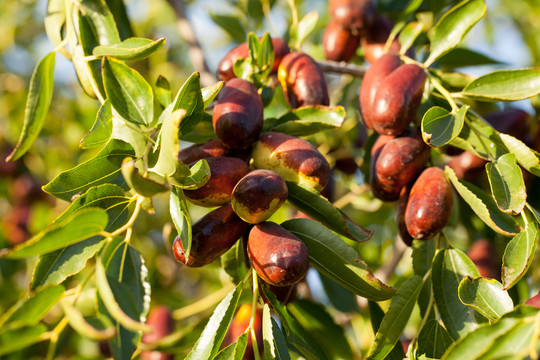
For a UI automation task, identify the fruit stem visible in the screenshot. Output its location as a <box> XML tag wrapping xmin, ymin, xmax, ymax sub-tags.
<box><xmin>250</xmin><ymin>269</ymin><xmax>262</xmax><ymax>360</ymax></box>
<box><xmin>429</xmin><ymin>77</ymin><xmax>459</xmax><ymax>112</ymax></box>
<box><xmin>106</xmin><ymin>195</ymin><xmax>144</xmax><ymax>239</ymax></box>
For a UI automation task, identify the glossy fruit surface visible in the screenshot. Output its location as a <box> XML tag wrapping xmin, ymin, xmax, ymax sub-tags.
<box><xmin>467</xmin><ymin>238</ymin><xmax>500</xmax><ymax>280</ymax></box>
<box><xmin>405</xmin><ymin>167</ymin><xmax>453</xmax><ymax>240</ymax></box>
<box><xmin>371</xmin><ymin>130</ymin><xmax>430</xmax><ymax>201</ymax></box>
<box><xmin>212</xmin><ymin>78</ymin><xmax>263</xmax><ymax>150</ymax></box>
<box><xmin>525</xmin><ymin>293</ymin><xmax>540</xmax><ymax>308</ymax></box>
<box><xmin>217</xmin><ymin>38</ymin><xmax>290</xmax><ymax>82</ymax></box>
<box><xmin>248</xmin><ymin>222</ymin><xmax>309</xmax><ymax>286</ymax></box>
<box><xmin>178</xmin><ymin>138</ymin><xmax>250</xmax><ymax>165</ymax></box>
<box><xmin>251</xmin><ymin>132</ymin><xmax>330</xmax><ymax>191</ymax></box>
<box><xmin>322</xmin><ymin>20</ymin><xmax>360</xmax><ymax>62</ymax></box>
<box><xmin>329</xmin><ymin>0</ymin><xmax>376</xmax><ymax>32</ymax></box>
<box><xmin>173</xmin><ymin>205</ymin><xmax>249</xmax><ymax>267</ymax></box>
<box><xmin>278</xmin><ymin>52</ymin><xmax>329</xmax><ymax>108</ymax></box>
<box><xmin>446</xmin><ymin>151</ymin><xmax>486</xmax><ymax>181</ymax></box>
<box><xmin>232</xmin><ymin>170</ymin><xmax>288</xmax><ymax>224</ymax></box>
<box><xmin>141</xmin><ymin>306</ymin><xmax>174</xmax><ymax>360</ymax></box>
<box><xmin>184</xmin><ymin>156</ymin><xmax>249</xmax><ymax>207</ymax></box>
<box><xmin>222</xmin><ymin>304</ymin><xmax>263</xmax><ymax>360</ymax></box>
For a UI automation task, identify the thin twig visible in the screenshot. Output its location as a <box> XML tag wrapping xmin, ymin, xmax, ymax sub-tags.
<box><xmin>316</xmin><ymin>59</ymin><xmax>367</xmax><ymax>78</ymax></box>
<box><xmin>166</xmin><ymin>0</ymin><xmax>218</xmax><ymax>87</ymax></box>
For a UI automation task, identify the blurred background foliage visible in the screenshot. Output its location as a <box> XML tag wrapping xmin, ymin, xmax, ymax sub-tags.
<box><xmin>1</xmin><ymin>0</ymin><xmax>540</xmax><ymax>358</ymax></box>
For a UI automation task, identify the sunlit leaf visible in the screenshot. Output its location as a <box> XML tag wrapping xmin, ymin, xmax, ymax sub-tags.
<box><xmin>81</xmin><ymin>100</ymin><xmax>113</xmax><ymax>149</ymax></box>
<box><xmin>502</xmin><ymin>223</ymin><xmax>538</xmax><ymax>289</ymax></box>
<box><xmin>93</xmin><ymin>37</ymin><xmax>165</xmax><ymax>60</ymax></box>
<box><xmin>121</xmin><ymin>157</ymin><xmax>170</xmax><ymax>197</ymax></box>
<box><xmin>399</xmin><ymin>21</ymin><xmax>424</xmax><ymax>55</ymax></box>
<box><xmin>169</xmin><ymin>187</ymin><xmax>192</xmax><ymax>258</ymax></box>
<box><xmin>417</xmin><ymin>320</ymin><xmax>454</xmax><ymax>359</ymax></box>
<box><xmin>462</xmin><ymin>69</ymin><xmax>540</xmax><ymax>101</ymax></box>
<box><xmin>272</xmin><ymin>105</ymin><xmax>346</xmax><ymax>136</ymax></box>
<box><xmin>262</xmin><ymin>304</ymin><xmax>291</xmax><ymax>360</ymax></box>
<box><xmin>458</xmin><ymin>277</ymin><xmax>514</xmax><ymax>321</ymax></box>
<box><xmin>486</xmin><ymin>153</ymin><xmax>526</xmax><ymax>214</ymax></box>
<box><xmin>498</xmin><ymin>133</ymin><xmax>540</xmax><ymax>177</ymax></box>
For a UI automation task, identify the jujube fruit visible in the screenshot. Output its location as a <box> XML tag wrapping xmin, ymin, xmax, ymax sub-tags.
<box><xmin>248</xmin><ymin>221</ymin><xmax>309</xmax><ymax>286</ymax></box>
<box><xmin>396</xmin><ymin>186</ymin><xmax>413</xmax><ymax>246</ymax></box>
<box><xmin>217</xmin><ymin>38</ymin><xmax>290</xmax><ymax>82</ymax></box>
<box><xmin>177</xmin><ymin>138</ymin><xmax>250</xmax><ymax>165</ymax></box>
<box><xmin>359</xmin><ymin>53</ymin><xmax>426</xmax><ymax>135</ymax></box>
<box><xmin>212</xmin><ymin>78</ymin><xmax>263</xmax><ymax>150</ymax></box>
<box><xmin>329</xmin><ymin>0</ymin><xmax>376</xmax><ymax>33</ymax></box>
<box><xmin>278</xmin><ymin>52</ymin><xmax>329</xmax><ymax>109</ymax></box>
<box><xmin>232</xmin><ymin>170</ymin><xmax>288</xmax><ymax>224</ymax></box>
<box><xmin>371</xmin><ymin>130</ymin><xmax>430</xmax><ymax>201</ymax></box>
<box><xmin>173</xmin><ymin>205</ymin><xmax>249</xmax><ymax>267</ymax></box>
<box><xmin>322</xmin><ymin>20</ymin><xmax>360</xmax><ymax>62</ymax></box>
<box><xmin>183</xmin><ymin>156</ymin><xmax>249</xmax><ymax>207</ymax></box>
<box><xmin>525</xmin><ymin>293</ymin><xmax>540</xmax><ymax>308</ymax></box>
<box><xmin>251</xmin><ymin>132</ymin><xmax>330</xmax><ymax>191</ymax></box>
<box><xmin>446</xmin><ymin>150</ymin><xmax>486</xmax><ymax>181</ymax></box>
<box><xmin>222</xmin><ymin>304</ymin><xmax>263</xmax><ymax>360</ymax></box>
<box><xmin>141</xmin><ymin>306</ymin><xmax>174</xmax><ymax>360</ymax></box>
<box><xmin>467</xmin><ymin>238</ymin><xmax>500</xmax><ymax>280</ymax></box>
<box><xmin>361</xmin><ymin>15</ymin><xmax>401</xmax><ymax>64</ymax></box>
<box><xmin>405</xmin><ymin>167</ymin><xmax>453</xmax><ymax>240</ymax></box>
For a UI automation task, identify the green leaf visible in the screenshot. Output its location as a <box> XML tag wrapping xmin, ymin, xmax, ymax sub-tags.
<box><xmin>0</xmin><ymin>285</ymin><xmax>64</xmax><ymax>329</ymax></box>
<box><xmin>318</xmin><ymin>272</ymin><xmax>359</xmax><ymax>313</ymax></box>
<box><xmin>155</xmin><ymin>75</ymin><xmax>172</xmax><ymax>108</ymax></box>
<box><xmin>151</xmin><ymin>108</ymin><xmax>190</xmax><ymax>180</ymax></box>
<box><xmin>367</xmin><ymin>302</ymin><xmax>406</xmax><ymax>360</ymax></box>
<box><xmin>437</xmin><ymin>47</ymin><xmax>502</xmax><ymax>68</ymax></box>
<box><xmin>421</xmin><ymin>105</ymin><xmax>467</xmax><ymax>147</ymax></box>
<box><xmin>172</xmin><ymin>72</ymin><xmax>205</xmax><ymax>137</ymax></box>
<box><xmin>61</xmin><ymin>300</ymin><xmax>116</xmax><ymax>340</ymax></box>
<box><xmin>222</xmin><ymin>241</ymin><xmax>247</xmax><ymax>284</ymax></box>
<box><xmin>288</xmin><ymin>299</ymin><xmax>354</xmax><ymax>359</ymax></box>
<box><xmin>486</xmin><ymin>153</ymin><xmax>526</xmax><ymax>214</ymax></box>
<box><xmin>104</xmin><ymin>0</ymin><xmax>134</xmax><ymax>40</ymax></box>
<box><xmin>202</xmin><ymin>81</ymin><xmax>224</xmax><ymax>109</ymax></box>
<box><xmin>458</xmin><ymin>277</ymin><xmax>514</xmax><ymax>321</ymax></box>
<box><xmin>257</xmin><ymin>33</ymin><xmax>274</xmax><ymax>76</ymax></box>
<box><xmin>186</xmin><ymin>282</ymin><xmax>243</xmax><ymax>360</ymax></box>
<box><xmin>498</xmin><ymin>133</ymin><xmax>540</xmax><ymax>177</ymax></box>
<box><xmin>286</xmin><ymin>181</ymin><xmax>373</xmax><ymax>242</ymax></box>
<box><xmin>79</xmin><ymin>0</ymin><xmax>121</xmax><ymax>45</ymax></box>
<box><xmin>367</xmin><ymin>275</ymin><xmax>424</xmax><ymax>360</ymax></box>
<box><xmin>121</xmin><ymin>157</ymin><xmax>170</xmax><ymax>197</ymax></box>
<box><xmin>295</xmin><ymin>11</ymin><xmax>318</xmax><ymax>47</ymax></box>
<box><xmin>111</xmin><ymin>112</ymin><xmax>147</xmax><ymax>157</ymax></box>
<box><xmin>399</xmin><ymin>21</ymin><xmax>424</xmax><ymax>55</ymax></box>
<box><xmin>75</xmin><ymin>9</ymin><xmax>104</xmax><ymax>99</ymax></box>
<box><xmin>43</xmin><ymin>139</ymin><xmax>135</xmax><ymax>201</ymax></box>
<box><xmin>2</xmin><ymin>208</ymin><xmax>108</xmax><ymax>259</ymax></box>
<box><xmin>417</xmin><ymin>320</ymin><xmax>454</xmax><ymax>359</ymax></box>
<box><xmin>462</xmin><ymin>69</ymin><xmax>540</xmax><ymax>101</ymax></box>
<box><xmin>169</xmin><ymin>187</ymin><xmax>192</xmax><ymax>257</ymax></box>
<box><xmin>0</xmin><ymin>324</ymin><xmax>48</xmax><ymax>356</ymax></box>
<box><xmin>501</xmin><ymin>223</ymin><xmax>538</xmax><ymax>290</ymax></box>
<box><xmin>281</xmin><ymin>218</ymin><xmax>395</xmax><ymax>301</ymax></box>
<box><xmin>97</xmin><ymin>239</ymin><xmax>151</xmax><ymax>360</ymax></box>
<box><xmin>44</xmin><ymin>0</ymin><xmax>66</xmax><ymax>52</ymax></box>
<box><xmin>262</xmin><ymin>304</ymin><xmax>291</xmax><ymax>360</ymax></box>
<box><xmin>174</xmin><ymin>159</ymin><xmax>211</xmax><ymax>189</ymax></box>
<box><xmin>180</xmin><ymin>112</ymin><xmax>217</xmax><ymax>144</ymax></box>
<box><xmin>213</xmin><ymin>332</ymin><xmax>248</xmax><ymax>360</ymax></box>
<box><xmin>210</xmin><ymin>13</ymin><xmax>246</xmax><ymax>43</ymax></box>
<box><xmin>93</xmin><ymin>37</ymin><xmax>165</xmax><ymax>60</ymax></box>
<box><xmin>426</xmin><ymin>0</ymin><xmax>486</xmax><ymax>65</ymax></box>
<box><xmin>81</xmin><ymin>99</ymin><xmax>113</xmax><ymax>149</ymax></box>
<box><xmin>272</xmin><ymin>106</ymin><xmax>346</xmax><ymax>136</ymax></box>
<box><xmin>445</xmin><ymin>166</ymin><xmax>521</xmax><ymax>236</ymax></box>
<box><xmin>265</xmin><ymin>290</ymin><xmax>329</xmax><ymax>360</ymax></box>
<box><xmin>449</xmin><ymin>113</ymin><xmax>506</xmax><ymax>160</ymax></box>
<box><xmin>412</xmin><ymin>239</ymin><xmax>437</xmax><ymax>277</ymax></box>
<box><xmin>103</xmin><ymin>57</ymin><xmax>154</xmax><ymax>126</ymax></box>
<box><xmin>7</xmin><ymin>52</ymin><xmax>55</xmax><ymax>161</ymax></box>
<box><xmin>432</xmin><ymin>248</ymin><xmax>481</xmax><ymax>340</ymax></box>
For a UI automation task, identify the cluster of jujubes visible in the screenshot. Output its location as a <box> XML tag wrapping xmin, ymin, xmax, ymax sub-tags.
<box><xmin>323</xmin><ymin>0</ymin><xmax>404</xmax><ymax>63</ymax></box>
<box><xmin>172</xmin><ymin>37</ymin><xmax>332</xmax><ymax>310</ymax></box>
<box><xmin>360</xmin><ymin>51</ymin><xmax>453</xmax><ymax>245</ymax></box>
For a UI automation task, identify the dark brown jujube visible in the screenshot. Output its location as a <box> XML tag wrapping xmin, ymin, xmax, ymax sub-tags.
<box><xmin>184</xmin><ymin>156</ymin><xmax>249</xmax><ymax>207</ymax></box>
<box><xmin>405</xmin><ymin>167</ymin><xmax>453</xmax><ymax>240</ymax></box>
<box><xmin>212</xmin><ymin>78</ymin><xmax>263</xmax><ymax>149</ymax></box>
<box><xmin>322</xmin><ymin>20</ymin><xmax>360</xmax><ymax>62</ymax></box>
<box><xmin>248</xmin><ymin>222</ymin><xmax>309</xmax><ymax>286</ymax></box>
<box><xmin>177</xmin><ymin>138</ymin><xmax>250</xmax><ymax>165</ymax></box>
<box><xmin>329</xmin><ymin>0</ymin><xmax>376</xmax><ymax>33</ymax></box>
<box><xmin>173</xmin><ymin>205</ymin><xmax>249</xmax><ymax>267</ymax></box>
<box><xmin>361</xmin><ymin>15</ymin><xmax>401</xmax><ymax>64</ymax></box>
<box><xmin>371</xmin><ymin>130</ymin><xmax>430</xmax><ymax>201</ymax></box>
<box><xmin>467</xmin><ymin>238</ymin><xmax>500</xmax><ymax>280</ymax></box>
<box><xmin>396</xmin><ymin>186</ymin><xmax>414</xmax><ymax>246</ymax></box>
<box><xmin>217</xmin><ymin>38</ymin><xmax>290</xmax><ymax>82</ymax></box>
<box><xmin>141</xmin><ymin>306</ymin><xmax>174</xmax><ymax>360</ymax></box>
<box><xmin>232</xmin><ymin>170</ymin><xmax>288</xmax><ymax>224</ymax></box>
<box><xmin>278</xmin><ymin>52</ymin><xmax>329</xmax><ymax>109</ymax></box>
<box><xmin>359</xmin><ymin>53</ymin><xmax>426</xmax><ymax>135</ymax></box>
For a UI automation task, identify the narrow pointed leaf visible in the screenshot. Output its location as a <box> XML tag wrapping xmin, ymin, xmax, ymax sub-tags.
<box><xmin>222</xmin><ymin>241</ymin><xmax>247</xmax><ymax>284</ymax></box>
<box><xmin>263</xmin><ymin>304</ymin><xmax>291</xmax><ymax>360</ymax></box>
<box><xmin>81</xmin><ymin>99</ymin><xmax>113</xmax><ymax>149</ymax></box>
<box><xmin>155</xmin><ymin>75</ymin><xmax>172</xmax><ymax>108</ymax></box>
<box><xmin>7</xmin><ymin>52</ymin><xmax>56</xmax><ymax>161</ymax></box>
<box><xmin>437</xmin><ymin>48</ymin><xmax>502</xmax><ymax>68</ymax></box>
<box><xmin>426</xmin><ymin>0</ymin><xmax>486</xmax><ymax>65</ymax></box>
<box><xmin>93</xmin><ymin>37</ymin><xmax>165</xmax><ymax>60</ymax></box>
<box><xmin>445</xmin><ymin>166</ymin><xmax>521</xmax><ymax>236</ymax></box>
<box><xmin>286</xmin><ymin>181</ymin><xmax>373</xmax><ymax>242</ymax></box>
<box><xmin>417</xmin><ymin>320</ymin><xmax>454</xmax><ymax>359</ymax></box>
<box><xmin>213</xmin><ymin>332</ymin><xmax>248</xmax><ymax>360</ymax></box>
<box><xmin>281</xmin><ymin>218</ymin><xmax>395</xmax><ymax>301</ymax></box>
<box><xmin>486</xmin><ymin>153</ymin><xmax>526</xmax><ymax>214</ymax></box>
<box><xmin>462</xmin><ymin>69</ymin><xmax>540</xmax><ymax>101</ymax></box>
<box><xmin>202</xmin><ymin>81</ymin><xmax>224</xmax><ymax>109</ymax></box>
<box><xmin>412</xmin><ymin>239</ymin><xmax>437</xmax><ymax>276</ymax></box>
<box><xmin>186</xmin><ymin>282</ymin><xmax>243</xmax><ymax>360</ymax></box>
<box><xmin>172</xmin><ymin>72</ymin><xmax>205</xmax><ymax>137</ymax></box>
<box><xmin>295</xmin><ymin>10</ymin><xmax>318</xmax><ymax>47</ymax></box>
<box><xmin>367</xmin><ymin>302</ymin><xmax>406</xmax><ymax>360</ymax></box>
<box><xmin>432</xmin><ymin>248</ymin><xmax>481</xmax><ymax>340</ymax></box>
<box><xmin>422</xmin><ymin>105</ymin><xmax>467</xmax><ymax>147</ymax></box>
<box><xmin>399</xmin><ymin>21</ymin><xmax>424</xmax><ymax>54</ymax></box>
<box><xmin>272</xmin><ymin>106</ymin><xmax>346</xmax><ymax>136</ymax></box>
<box><xmin>103</xmin><ymin>58</ymin><xmax>153</xmax><ymax>126</ymax></box>
<box><xmin>0</xmin><ymin>324</ymin><xmax>48</xmax><ymax>356</ymax></box>
<box><xmin>502</xmin><ymin>223</ymin><xmax>538</xmax><ymax>289</ymax></box>
<box><xmin>458</xmin><ymin>277</ymin><xmax>513</xmax><ymax>321</ymax></box>
<box><xmin>121</xmin><ymin>157</ymin><xmax>170</xmax><ymax>197</ymax></box>
<box><xmin>498</xmin><ymin>133</ymin><xmax>540</xmax><ymax>177</ymax></box>
<box><xmin>170</xmin><ymin>187</ymin><xmax>192</xmax><ymax>258</ymax></box>
<box><xmin>174</xmin><ymin>159</ymin><xmax>210</xmax><ymax>190</ymax></box>
<box><xmin>43</xmin><ymin>139</ymin><xmax>135</xmax><ymax>201</ymax></box>
<box><xmin>61</xmin><ymin>300</ymin><xmax>116</xmax><ymax>340</ymax></box>
<box><xmin>79</xmin><ymin>0</ymin><xmax>121</xmax><ymax>45</ymax></box>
